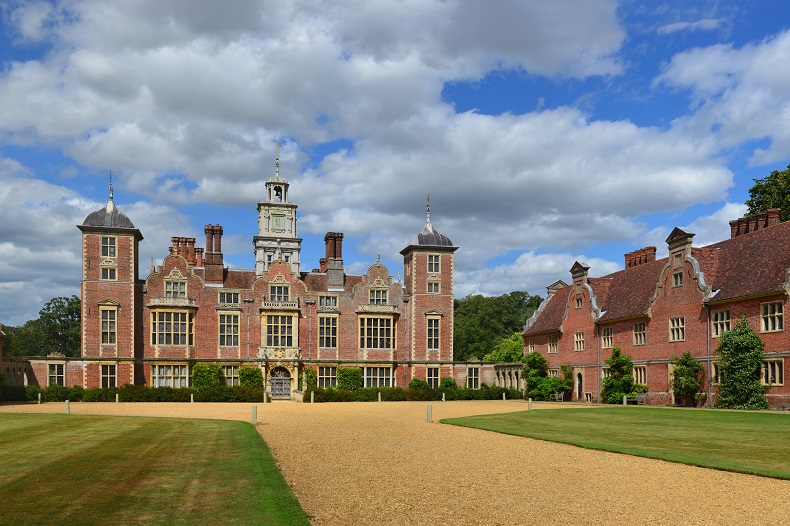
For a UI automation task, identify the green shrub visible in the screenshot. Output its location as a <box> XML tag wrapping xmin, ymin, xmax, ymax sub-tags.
<box><xmin>0</xmin><ymin>385</ymin><xmax>27</xmax><ymax>401</ymax></box>
<box><xmin>716</xmin><ymin>317</ymin><xmax>768</xmax><ymax>410</ymax></box>
<box><xmin>408</xmin><ymin>378</ymin><xmax>429</xmax><ymax>390</ymax></box>
<box><xmin>601</xmin><ymin>348</ymin><xmax>643</xmax><ymax>404</ymax></box>
<box><xmin>337</xmin><ymin>367</ymin><xmax>363</xmax><ymax>390</ymax></box>
<box><xmin>670</xmin><ymin>351</ymin><xmax>705</xmax><ymax>407</ymax></box>
<box><xmin>440</xmin><ymin>377</ymin><xmax>458</xmax><ymax>389</ymax></box>
<box><xmin>192</xmin><ymin>363</ymin><xmax>222</xmax><ymax>392</ymax></box>
<box><xmin>239</xmin><ymin>366</ymin><xmax>263</xmax><ymax>388</ymax></box>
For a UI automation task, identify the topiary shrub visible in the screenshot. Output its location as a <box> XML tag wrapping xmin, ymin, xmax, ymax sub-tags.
<box><xmin>303</xmin><ymin>368</ymin><xmax>317</xmax><ymax>390</ymax></box>
<box><xmin>601</xmin><ymin>347</ymin><xmax>641</xmax><ymax>404</ymax></box>
<box><xmin>716</xmin><ymin>317</ymin><xmax>768</xmax><ymax>410</ymax></box>
<box><xmin>337</xmin><ymin>367</ymin><xmax>363</xmax><ymax>390</ymax></box>
<box><xmin>440</xmin><ymin>377</ymin><xmax>458</xmax><ymax>389</ymax></box>
<box><xmin>192</xmin><ymin>363</ymin><xmax>222</xmax><ymax>392</ymax></box>
<box><xmin>408</xmin><ymin>378</ymin><xmax>429</xmax><ymax>390</ymax></box>
<box><xmin>671</xmin><ymin>351</ymin><xmax>705</xmax><ymax>407</ymax></box>
<box><xmin>239</xmin><ymin>365</ymin><xmax>263</xmax><ymax>388</ymax></box>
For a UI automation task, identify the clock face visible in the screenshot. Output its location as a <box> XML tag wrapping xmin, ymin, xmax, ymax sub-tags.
<box><xmin>273</xmin><ymin>215</ymin><xmax>285</xmax><ymax>229</ymax></box>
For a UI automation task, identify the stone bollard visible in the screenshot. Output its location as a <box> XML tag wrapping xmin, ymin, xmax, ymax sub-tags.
<box><xmin>191</xmin><ymin>393</ymin><xmax>194</xmax><ymax>403</ymax></box>
<box><xmin>263</xmin><ymin>392</ymin><xmax>268</xmax><ymax>404</ymax></box>
<box><xmin>528</xmin><ymin>398</ymin><xmax>532</xmax><ymax>411</ymax></box>
<box><xmin>311</xmin><ymin>391</ymin><xmax>315</xmax><ymax>403</ymax></box>
<box><xmin>38</xmin><ymin>392</ymin><xmax>41</xmax><ymax>404</ymax></box>
<box><xmin>623</xmin><ymin>395</ymin><xmax>627</xmax><ymax>406</ymax></box>
<box><xmin>116</xmin><ymin>393</ymin><xmax>119</xmax><ymax>403</ymax></box>
<box><xmin>442</xmin><ymin>392</ymin><xmax>445</xmax><ymax>402</ymax></box>
<box><xmin>503</xmin><ymin>393</ymin><xmax>506</xmax><ymax>401</ymax></box>
<box><xmin>65</xmin><ymin>400</ymin><xmax>70</xmax><ymax>414</ymax></box>
<box><xmin>427</xmin><ymin>404</ymin><xmax>432</xmax><ymax>423</ymax></box>
<box><xmin>252</xmin><ymin>406</ymin><xmax>257</xmax><ymax>425</ymax></box>
<box><xmin>378</xmin><ymin>391</ymin><xmax>382</xmax><ymax>402</ymax></box>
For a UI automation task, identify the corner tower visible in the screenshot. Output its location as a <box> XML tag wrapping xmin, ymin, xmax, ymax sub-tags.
<box><xmin>254</xmin><ymin>143</ymin><xmax>301</xmax><ymax>276</ymax></box>
<box><xmin>77</xmin><ymin>179</ymin><xmax>144</xmax><ymax>386</ymax></box>
<box><xmin>400</xmin><ymin>197</ymin><xmax>458</xmax><ymax>364</ymax></box>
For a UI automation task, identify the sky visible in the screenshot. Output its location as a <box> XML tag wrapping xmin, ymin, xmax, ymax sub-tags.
<box><xmin>2</xmin><ymin>0</ymin><xmax>790</xmax><ymax>327</ymax></box>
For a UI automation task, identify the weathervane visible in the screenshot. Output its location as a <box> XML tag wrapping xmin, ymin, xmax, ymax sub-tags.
<box><xmin>275</xmin><ymin>141</ymin><xmax>280</xmax><ymax>179</ymax></box>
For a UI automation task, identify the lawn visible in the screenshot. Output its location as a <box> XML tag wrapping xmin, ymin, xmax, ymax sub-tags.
<box><xmin>443</xmin><ymin>406</ymin><xmax>790</xmax><ymax>479</ymax></box>
<box><xmin>0</xmin><ymin>413</ymin><xmax>310</xmax><ymax>526</ymax></box>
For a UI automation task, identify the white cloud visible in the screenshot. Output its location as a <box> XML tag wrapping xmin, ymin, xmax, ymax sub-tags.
<box><xmin>658</xmin><ymin>19</ymin><xmax>721</xmax><ymax>35</ymax></box>
<box><xmin>457</xmin><ymin>251</ymin><xmax>622</xmax><ymax>299</ymax></box>
<box><xmin>658</xmin><ymin>29</ymin><xmax>790</xmax><ymax>165</ymax></box>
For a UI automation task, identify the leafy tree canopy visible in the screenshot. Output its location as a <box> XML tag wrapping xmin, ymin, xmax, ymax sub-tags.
<box><xmin>745</xmin><ymin>163</ymin><xmax>790</xmax><ymax>222</ymax></box>
<box><xmin>483</xmin><ymin>333</ymin><xmax>526</xmax><ymax>363</ymax></box>
<box><xmin>716</xmin><ymin>317</ymin><xmax>767</xmax><ymax>410</ymax></box>
<box><xmin>670</xmin><ymin>351</ymin><xmax>705</xmax><ymax>407</ymax></box>
<box><xmin>600</xmin><ymin>347</ymin><xmax>645</xmax><ymax>404</ymax></box>
<box><xmin>453</xmin><ymin>291</ymin><xmax>542</xmax><ymax>361</ymax></box>
<box><xmin>3</xmin><ymin>296</ymin><xmax>80</xmax><ymax>357</ymax></box>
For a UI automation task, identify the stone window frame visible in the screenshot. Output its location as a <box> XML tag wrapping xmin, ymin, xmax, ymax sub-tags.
<box><xmin>364</xmin><ymin>366</ymin><xmax>392</xmax><ymax>387</ymax></box>
<box><xmin>427</xmin><ymin>367</ymin><xmax>439</xmax><ymax>388</ymax></box>
<box><xmin>633</xmin><ymin>322</ymin><xmax>646</xmax><ymax>346</ymax></box>
<box><xmin>101</xmin><ymin>236</ymin><xmax>116</xmax><ymax>258</ymax></box>
<box><xmin>359</xmin><ymin>316</ymin><xmax>393</xmax><ymax>350</ymax></box>
<box><xmin>602</xmin><ymin>327</ymin><xmax>613</xmax><ymax>348</ymax></box>
<box><xmin>151</xmin><ymin>364</ymin><xmax>189</xmax><ymax>388</ymax></box>
<box><xmin>427</xmin><ymin>317</ymin><xmax>440</xmax><ymax>350</ymax></box>
<box><xmin>101</xmin><ymin>364</ymin><xmax>117</xmax><ymax>389</ymax></box>
<box><xmin>101</xmin><ymin>267</ymin><xmax>117</xmax><ymax>281</ymax></box>
<box><xmin>318</xmin><ymin>366</ymin><xmax>337</xmax><ymax>388</ymax></box>
<box><xmin>270</xmin><ymin>285</ymin><xmax>289</xmax><ymax>302</ymax></box>
<box><xmin>165</xmin><ymin>280</ymin><xmax>186</xmax><ymax>299</ymax></box>
<box><xmin>100</xmin><ymin>306</ymin><xmax>117</xmax><ymax>345</ymax></box>
<box><xmin>761</xmin><ymin>301</ymin><xmax>784</xmax><ymax>333</ymax></box>
<box><xmin>633</xmin><ymin>365</ymin><xmax>647</xmax><ymax>385</ymax></box>
<box><xmin>711</xmin><ymin>309</ymin><xmax>730</xmax><ymax>338</ymax></box>
<box><xmin>466</xmin><ymin>367</ymin><xmax>479</xmax><ymax>389</ymax></box>
<box><xmin>369</xmin><ymin>289</ymin><xmax>388</xmax><ymax>305</ymax></box>
<box><xmin>48</xmin><ymin>363</ymin><xmax>65</xmax><ymax>387</ymax></box>
<box><xmin>427</xmin><ymin>281</ymin><xmax>440</xmax><ymax>294</ymax></box>
<box><xmin>266</xmin><ymin>314</ymin><xmax>294</xmax><ymax>347</ymax></box>
<box><xmin>427</xmin><ymin>254</ymin><xmax>440</xmax><ymax>274</ymax></box>
<box><xmin>669</xmin><ymin>316</ymin><xmax>685</xmax><ymax>342</ymax></box>
<box><xmin>221</xmin><ymin>365</ymin><xmax>239</xmax><ymax>386</ymax></box>
<box><xmin>318</xmin><ymin>315</ymin><xmax>338</xmax><ymax>348</ymax></box>
<box><xmin>151</xmin><ymin>311</ymin><xmax>194</xmax><ymax>346</ymax></box>
<box><xmin>672</xmin><ymin>271</ymin><xmax>683</xmax><ymax>287</ymax></box>
<box><xmin>762</xmin><ymin>359</ymin><xmax>784</xmax><ymax>386</ymax></box>
<box><xmin>218</xmin><ymin>313</ymin><xmax>240</xmax><ymax>347</ymax></box>
<box><xmin>548</xmin><ymin>336</ymin><xmax>558</xmax><ymax>354</ymax></box>
<box><xmin>574</xmin><ymin>331</ymin><xmax>584</xmax><ymax>351</ymax></box>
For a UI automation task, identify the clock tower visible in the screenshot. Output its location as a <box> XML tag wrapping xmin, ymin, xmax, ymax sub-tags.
<box><xmin>254</xmin><ymin>144</ymin><xmax>302</xmax><ymax>276</ymax></box>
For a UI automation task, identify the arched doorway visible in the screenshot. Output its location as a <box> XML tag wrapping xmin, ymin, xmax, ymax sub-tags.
<box><xmin>576</xmin><ymin>372</ymin><xmax>583</xmax><ymax>401</ymax></box>
<box><xmin>270</xmin><ymin>367</ymin><xmax>291</xmax><ymax>399</ymax></box>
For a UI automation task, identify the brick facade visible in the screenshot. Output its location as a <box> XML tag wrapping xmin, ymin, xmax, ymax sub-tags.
<box><xmin>525</xmin><ymin>210</ymin><xmax>790</xmax><ymax>408</ymax></box>
<box><xmin>22</xmin><ymin>162</ymin><xmax>503</xmax><ymax>397</ymax></box>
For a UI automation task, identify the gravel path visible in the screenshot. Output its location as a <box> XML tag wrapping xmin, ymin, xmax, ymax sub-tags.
<box><xmin>3</xmin><ymin>400</ymin><xmax>789</xmax><ymax>525</ymax></box>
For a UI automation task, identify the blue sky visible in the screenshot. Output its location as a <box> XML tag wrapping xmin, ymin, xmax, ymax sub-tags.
<box><xmin>2</xmin><ymin>0</ymin><xmax>790</xmax><ymax>326</ymax></box>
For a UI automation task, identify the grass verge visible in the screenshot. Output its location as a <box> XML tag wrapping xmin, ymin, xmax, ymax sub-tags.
<box><xmin>442</xmin><ymin>406</ymin><xmax>790</xmax><ymax>479</ymax></box>
<box><xmin>0</xmin><ymin>413</ymin><xmax>310</xmax><ymax>526</ymax></box>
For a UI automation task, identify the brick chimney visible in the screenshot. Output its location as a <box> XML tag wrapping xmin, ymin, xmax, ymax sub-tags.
<box><xmin>730</xmin><ymin>208</ymin><xmax>781</xmax><ymax>238</ymax></box>
<box><xmin>625</xmin><ymin>246</ymin><xmax>657</xmax><ymax>268</ymax></box>
<box><xmin>204</xmin><ymin>224</ymin><xmax>225</xmax><ymax>284</ymax></box>
<box><xmin>324</xmin><ymin>232</ymin><xmax>345</xmax><ymax>289</ymax></box>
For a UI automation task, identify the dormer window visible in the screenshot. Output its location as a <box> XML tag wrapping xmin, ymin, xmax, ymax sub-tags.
<box><xmin>370</xmin><ymin>290</ymin><xmax>388</xmax><ymax>305</ymax></box>
<box><xmin>165</xmin><ymin>280</ymin><xmax>186</xmax><ymax>299</ymax></box>
<box><xmin>270</xmin><ymin>285</ymin><xmax>289</xmax><ymax>302</ymax></box>
<box><xmin>673</xmin><ymin>272</ymin><xmax>683</xmax><ymax>287</ymax></box>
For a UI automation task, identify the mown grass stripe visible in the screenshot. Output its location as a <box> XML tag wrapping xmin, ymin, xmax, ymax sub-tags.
<box><xmin>442</xmin><ymin>406</ymin><xmax>790</xmax><ymax>479</ymax></box>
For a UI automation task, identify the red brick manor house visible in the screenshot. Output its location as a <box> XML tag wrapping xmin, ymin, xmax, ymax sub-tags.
<box><xmin>524</xmin><ymin>209</ymin><xmax>790</xmax><ymax>407</ymax></box>
<box><xmin>19</xmin><ymin>156</ymin><xmax>504</xmax><ymax>398</ymax></box>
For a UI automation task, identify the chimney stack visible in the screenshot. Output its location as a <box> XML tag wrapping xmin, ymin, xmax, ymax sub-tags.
<box><xmin>625</xmin><ymin>246</ymin><xmax>657</xmax><ymax>268</ymax></box>
<box><xmin>729</xmin><ymin>209</ymin><xmax>781</xmax><ymax>238</ymax></box>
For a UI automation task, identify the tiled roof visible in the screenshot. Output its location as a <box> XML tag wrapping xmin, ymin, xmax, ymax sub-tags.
<box><xmin>524</xmin><ymin>218</ymin><xmax>790</xmax><ymax>332</ymax></box>
<box><xmin>524</xmin><ymin>285</ymin><xmax>570</xmax><ymax>335</ymax></box>
<box><xmin>694</xmin><ymin>219</ymin><xmax>790</xmax><ymax>302</ymax></box>
<box><xmin>595</xmin><ymin>258</ymin><xmax>666</xmax><ymax>322</ymax></box>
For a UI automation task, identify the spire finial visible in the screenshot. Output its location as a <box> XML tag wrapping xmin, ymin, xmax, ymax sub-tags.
<box><xmin>275</xmin><ymin>141</ymin><xmax>280</xmax><ymax>179</ymax></box>
<box><xmin>109</xmin><ymin>169</ymin><xmax>117</xmax><ymax>201</ymax></box>
<box><xmin>426</xmin><ymin>194</ymin><xmax>431</xmax><ymax>224</ymax></box>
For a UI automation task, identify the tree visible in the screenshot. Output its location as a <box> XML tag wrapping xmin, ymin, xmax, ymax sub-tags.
<box><xmin>522</xmin><ymin>352</ymin><xmax>571</xmax><ymax>400</ymax></box>
<box><xmin>716</xmin><ymin>317</ymin><xmax>768</xmax><ymax>410</ymax></box>
<box><xmin>483</xmin><ymin>333</ymin><xmax>526</xmax><ymax>363</ymax></box>
<box><xmin>600</xmin><ymin>347</ymin><xmax>644</xmax><ymax>404</ymax></box>
<box><xmin>2</xmin><ymin>296</ymin><xmax>81</xmax><ymax>357</ymax></box>
<box><xmin>38</xmin><ymin>296</ymin><xmax>81</xmax><ymax>356</ymax></box>
<box><xmin>454</xmin><ymin>291</ymin><xmax>542</xmax><ymax>360</ymax></box>
<box><xmin>670</xmin><ymin>351</ymin><xmax>705</xmax><ymax>407</ymax></box>
<box><xmin>745</xmin><ymin>164</ymin><xmax>790</xmax><ymax>222</ymax></box>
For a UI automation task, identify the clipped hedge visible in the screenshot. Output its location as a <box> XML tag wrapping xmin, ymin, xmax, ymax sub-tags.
<box><xmin>16</xmin><ymin>384</ymin><xmax>267</xmax><ymax>403</ymax></box>
<box><xmin>304</xmin><ymin>384</ymin><xmax>523</xmax><ymax>403</ymax></box>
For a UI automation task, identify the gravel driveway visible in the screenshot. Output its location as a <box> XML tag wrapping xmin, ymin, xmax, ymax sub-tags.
<box><xmin>3</xmin><ymin>400</ymin><xmax>789</xmax><ymax>525</ymax></box>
